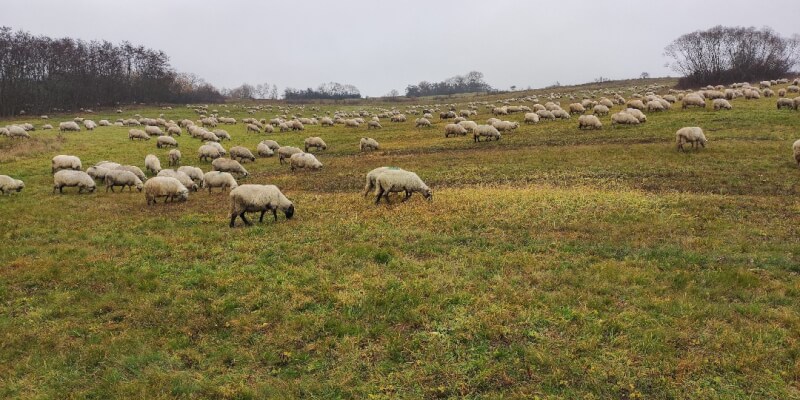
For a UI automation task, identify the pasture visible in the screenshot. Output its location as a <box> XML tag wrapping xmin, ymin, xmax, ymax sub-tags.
<box><xmin>1</xmin><ymin>79</ymin><xmax>799</xmax><ymax>398</ymax></box>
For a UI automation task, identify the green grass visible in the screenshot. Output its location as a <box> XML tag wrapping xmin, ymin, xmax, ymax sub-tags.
<box><xmin>1</xmin><ymin>80</ymin><xmax>799</xmax><ymax>399</ymax></box>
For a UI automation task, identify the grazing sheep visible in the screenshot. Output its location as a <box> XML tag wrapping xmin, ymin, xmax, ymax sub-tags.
<box><xmin>682</xmin><ymin>94</ymin><xmax>706</xmax><ymax>109</ymax></box>
<box><xmin>536</xmin><ymin>110</ymin><xmax>556</xmax><ymax>121</ymax></box>
<box><xmin>257</xmin><ymin>142</ymin><xmax>275</xmax><ymax>157</ymax></box>
<box><xmin>713</xmin><ymin>99</ymin><xmax>732</xmax><ymax>110</ymax></box>
<box><xmin>198</xmin><ymin>144</ymin><xmax>222</xmax><ymax>162</ymax></box>
<box><xmin>320</xmin><ymin>117</ymin><xmax>334</xmax><ymax>126</ymax></box>
<box><xmin>289</xmin><ymin>152</ymin><xmax>323</xmax><ymax>171</ymax></box>
<box><xmin>246</xmin><ymin>123</ymin><xmax>261</xmax><ymax>133</ymax></box>
<box><xmin>0</xmin><ymin>175</ymin><xmax>24</xmax><ymax>194</ymax></box>
<box><xmin>646</xmin><ymin>100</ymin><xmax>665</xmax><ymax>112</ymax></box>
<box><xmin>778</xmin><ymin>89</ymin><xmax>787</xmax><ymax>97</ymax></box>
<box><xmin>83</xmin><ymin>120</ymin><xmax>97</xmax><ymax>130</ymax></box>
<box><xmin>168</xmin><ymin>149</ymin><xmax>182</xmax><ymax>166</ymax></box>
<box><xmin>474</xmin><ymin>125</ymin><xmax>501</xmax><ymax>142</ymax></box>
<box><xmin>53</xmin><ymin>170</ymin><xmax>95</xmax><ymax>194</ymax></box>
<box><xmin>86</xmin><ymin>165</ymin><xmax>112</xmax><ymax>181</ymax></box>
<box><xmin>178</xmin><ymin>166</ymin><xmax>204</xmax><ymax>186</ymax></box>
<box><xmin>145</xmin><ymin>126</ymin><xmax>164</xmax><ymax>137</ymax></box>
<box><xmin>625</xmin><ymin>108</ymin><xmax>647</xmax><ymax>123</ymax></box>
<box><xmin>157</xmin><ymin>169</ymin><xmax>198</xmax><ymax>192</ymax></box>
<box><xmin>260</xmin><ymin>139</ymin><xmax>280</xmax><ymax>151</ymax></box>
<box><xmin>228</xmin><ymin>184</ymin><xmax>294</xmax><ymax>227</ymax></box>
<box><xmin>212</xmin><ymin>158</ymin><xmax>249</xmax><ymax>177</ymax></box>
<box><xmin>777</xmin><ymin>98</ymin><xmax>795</xmax><ymax>110</ymax></box>
<box><xmin>203</xmin><ymin>171</ymin><xmax>239</xmax><ymax>193</ymax></box>
<box><xmin>277</xmin><ymin>146</ymin><xmax>303</xmax><ymax>164</ymax></box>
<box><xmin>444</xmin><ymin>123</ymin><xmax>468</xmax><ymax>137</ymax></box>
<box><xmin>627</xmin><ymin>100</ymin><xmax>646</xmax><ymax>110</ymax></box>
<box><xmin>611</xmin><ymin>112</ymin><xmax>640</xmax><ymax>127</ymax></box>
<box><xmin>569</xmin><ymin>103</ymin><xmax>586</xmax><ymax>114</ymax></box>
<box><xmin>114</xmin><ymin>165</ymin><xmax>146</xmax><ymax>182</ymax></box>
<box><xmin>492</xmin><ymin>120</ymin><xmax>519</xmax><ymax>133</ymax></box>
<box><xmin>360</xmin><ymin>137</ymin><xmax>380</xmax><ymax>151</ymax></box>
<box><xmin>363</xmin><ymin>167</ymin><xmax>405</xmax><ymax>197</ymax></box>
<box><xmin>59</xmin><ymin>121</ymin><xmax>80</xmax><ymax>132</ymax></box>
<box><xmin>51</xmin><ymin>155</ymin><xmax>82</xmax><ymax>174</ymax></box>
<box><xmin>577</xmin><ymin>115</ymin><xmax>602</xmax><ymax>130</ymax></box>
<box><xmin>390</xmin><ymin>114</ymin><xmax>407</xmax><ymax>122</ymax></box>
<box><xmin>492</xmin><ymin>106</ymin><xmax>509</xmax><ymax>116</ymax></box>
<box><xmin>415</xmin><ymin>118</ymin><xmax>432</xmax><ymax>128</ymax></box>
<box><xmin>523</xmin><ymin>113</ymin><xmax>540</xmax><ymax>124</ymax></box>
<box><xmin>304</xmin><ymin>137</ymin><xmax>327</xmax><ymax>152</ymax></box>
<box><xmin>164</xmin><ymin>125</ymin><xmax>181</xmax><ymax>136</ymax></box>
<box><xmin>373</xmin><ymin>169</ymin><xmax>432</xmax><ymax>204</ymax></box>
<box><xmin>793</xmin><ymin>139</ymin><xmax>800</xmax><ymax>168</ymax></box>
<box><xmin>592</xmin><ymin>105</ymin><xmax>610</xmax><ymax>116</ymax></box>
<box><xmin>676</xmin><ymin>127</ymin><xmax>707</xmax><ymax>151</ymax></box>
<box><xmin>145</xmin><ymin>154</ymin><xmax>162</xmax><ymax>175</ymax></box>
<box><xmin>7</xmin><ymin>126</ymin><xmax>30</xmax><ymax>139</ymax></box>
<box><xmin>795</xmin><ymin>97</ymin><xmax>800</xmax><ymax>110</ymax></box>
<box><xmin>368</xmin><ymin>120</ymin><xmax>382</xmax><ymax>129</ymax></box>
<box><xmin>104</xmin><ymin>170</ymin><xmax>143</xmax><ymax>192</ymax></box>
<box><xmin>157</xmin><ymin>135</ymin><xmax>178</xmax><ymax>148</ymax></box>
<box><xmin>787</xmin><ymin>85</ymin><xmax>800</xmax><ymax>93</ymax></box>
<box><xmin>230</xmin><ymin>146</ymin><xmax>256</xmax><ymax>163</ymax></box>
<box><xmin>458</xmin><ymin>120</ymin><xmax>479</xmax><ymax>133</ymax></box>
<box><xmin>129</xmin><ymin>129</ymin><xmax>150</xmax><ymax>141</ymax></box>
<box><xmin>144</xmin><ymin>176</ymin><xmax>189</xmax><ymax>205</ymax></box>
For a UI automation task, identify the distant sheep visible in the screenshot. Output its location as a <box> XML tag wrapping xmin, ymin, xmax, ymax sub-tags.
<box><xmin>646</xmin><ymin>100</ymin><xmax>665</xmax><ymax>112</ymax></box>
<box><xmin>712</xmin><ymin>99</ymin><xmax>732</xmax><ymax>110</ymax></box>
<box><xmin>129</xmin><ymin>129</ymin><xmax>150</xmax><ymax>141</ymax></box>
<box><xmin>157</xmin><ymin>169</ymin><xmax>198</xmax><ymax>192</ymax></box>
<box><xmin>444</xmin><ymin>123</ymin><xmax>468</xmax><ymax>137</ymax></box>
<box><xmin>569</xmin><ymin>103</ymin><xmax>586</xmax><ymax>114</ymax></box>
<box><xmin>458</xmin><ymin>120</ymin><xmax>479</xmax><ymax>133</ymax></box>
<box><xmin>59</xmin><ymin>121</ymin><xmax>80</xmax><ymax>132</ymax></box>
<box><xmin>228</xmin><ymin>184</ymin><xmax>294</xmax><ymax>227</ymax></box>
<box><xmin>246</xmin><ymin>123</ymin><xmax>261</xmax><ymax>133</ymax></box>
<box><xmin>53</xmin><ymin>170</ymin><xmax>95</xmax><ymax>194</ymax></box>
<box><xmin>144</xmin><ymin>176</ymin><xmax>189</xmax><ymax>205</ymax></box>
<box><xmin>415</xmin><ymin>118</ymin><xmax>432</xmax><ymax>128</ymax></box>
<box><xmin>145</xmin><ymin>126</ymin><xmax>164</xmax><ymax>137</ymax></box>
<box><xmin>368</xmin><ymin>120</ymin><xmax>382</xmax><ymax>129</ymax></box>
<box><xmin>626</xmin><ymin>100</ymin><xmax>646</xmax><ymax>110</ymax></box>
<box><xmin>676</xmin><ymin>127</ymin><xmax>707</xmax><ymax>151</ymax></box>
<box><xmin>682</xmin><ymin>94</ymin><xmax>706</xmax><ymax>109</ymax></box>
<box><xmin>360</xmin><ymin>137</ymin><xmax>380</xmax><ymax>151</ymax></box>
<box><xmin>524</xmin><ymin>112</ymin><xmax>540</xmax><ymax>124</ymax></box>
<box><xmin>202</xmin><ymin>171</ymin><xmax>239</xmax><ymax>193</ymax></box>
<box><xmin>592</xmin><ymin>105</ymin><xmax>609</xmax><ymax>116</ymax></box>
<box><xmin>611</xmin><ymin>112</ymin><xmax>640</xmax><ymax>127</ymax></box>
<box><xmin>213</xmin><ymin>129</ymin><xmax>231</xmax><ymax>141</ymax></box>
<box><xmin>0</xmin><ymin>175</ymin><xmax>24</xmax><ymax>194</ymax></box>
<box><xmin>178</xmin><ymin>166</ymin><xmax>204</xmax><ymax>186</ymax></box>
<box><xmin>536</xmin><ymin>110</ymin><xmax>556</xmax><ymax>121</ymax></box>
<box><xmin>257</xmin><ymin>142</ymin><xmax>275</xmax><ymax>157</ymax></box>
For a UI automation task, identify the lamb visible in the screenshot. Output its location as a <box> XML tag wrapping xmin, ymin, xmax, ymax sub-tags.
<box><xmin>0</xmin><ymin>175</ymin><xmax>24</xmax><ymax>194</ymax></box>
<box><xmin>51</xmin><ymin>155</ymin><xmax>82</xmax><ymax>173</ymax></box>
<box><xmin>569</xmin><ymin>103</ymin><xmax>586</xmax><ymax>114</ymax></box>
<box><xmin>257</xmin><ymin>142</ymin><xmax>275</xmax><ymax>157</ymax></box>
<box><xmin>610</xmin><ymin>112</ymin><xmax>640</xmax><ymax>127</ymax></box>
<box><xmin>129</xmin><ymin>129</ymin><xmax>150</xmax><ymax>141</ymax></box>
<box><xmin>157</xmin><ymin>169</ymin><xmax>198</xmax><ymax>192</ymax></box>
<box><xmin>144</xmin><ymin>176</ymin><xmax>189</xmax><ymax>205</ymax></box>
<box><xmin>198</xmin><ymin>144</ymin><xmax>222</xmax><ymax>162</ymax></box>
<box><xmin>7</xmin><ymin>125</ymin><xmax>30</xmax><ymax>139</ymax></box>
<box><xmin>373</xmin><ymin>169</ymin><xmax>432</xmax><ymax>204</ymax></box>
<box><xmin>523</xmin><ymin>113</ymin><xmax>540</xmax><ymax>124</ymax></box>
<box><xmin>246</xmin><ymin>123</ymin><xmax>261</xmax><ymax>133</ymax></box>
<box><xmin>444</xmin><ymin>123</ymin><xmax>468</xmax><ymax>137</ymax></box>
<box><xmin>228</xmin><ymin>184</ymin><xmax>294</xmax><ymax>227</ymax></box>
<box><xmin>304</xmin><ymin>137</ymin><xmax>327</xmax><ymax>152</ymax></box>
<box><xmin>793</xmin><ymin>139</ymin><xmax>800</xmax><ymax>168</ymax></box>
<box><xmin>682</xmin><ymin>94</ymin><xmax>706</xmax><ymax>109</ymax></box>
<box><xmin>115</xmin><ymin>165</ymin><xmax>147</xmax><ymax>182</ymax></box>
<box><xmin>577</xmin><ymin>115</ymin><xmax>602</xmax><ymax>130</ymax></box>
<box><xmin>415</xmin><ymin>118</ymin><xmax>432</xmax><ymax>128</ymax></box>
<box><xmin>474</xmin><ymin>125</ymin><xmax>501</xmax><ymax>142</ymax></box>
<box><xmin>675</xmin><ymin>127</ymin><xmax>707</xmax><ymax>151</ymax></box>
<box><xmin>458</xmin><ymin>120</ymin><xmax>479</xmax><ymax>133</ymax></box>
<box><xmin>202</xmin><ymin>171</ymin><xmax>239</xmax><ymax>193</ymax></box>
<box><xmin>592</xmin><ymin>105</ymin><xmax>610</xmax><ymax>116</ymax></box>
<box><xmin>777</xmin><ymin>98</ymin><xmax>795</xmax><ymax>110</ymax></box>
<box><xmin>368</xmin><ymin>120</ymin><xmax>382</xmax><ymax>129</ymax></box>
<box><xmin>178</xmin><ymin>166</ymin><xmax>204</xmax><ymax>186</ymax></box>
<box><xmin>289</xmin><ymin>152</ymin><xmax>323</xmax><ymax>171</ymax></box>
<box><xmin>104</xmin><ymin>169</ymin><xmax>144</xmax><ymax>192</ymax></box>
<box><xmin>212</xmin><ymin>158</ymin><xmax>249</xmax><ymax>177</ymax></box>
<box><xmin>360</xmin><ymin>137</ymin><xmax>380</xmax><ymax>151</ymax></box>
<box><xmin>712</xmin><ymin>99</ymin><xmax>732</xmax><ymax>110</ymax></box>
<box><xmin>53</xmin><ymin>170</ymin><xmax>96</xmax><ymax>194</ymax></box>
<box><xmin>59</xmin><ymin>121</ymin><xmax>80</xmax><ymax>132</ymax></box>
<box><xmin>230</xmin><ymin>146</ymin><xmax>256</xmax><ymax>163</ymax></box>
<box><xmin>157</xmin><ymin>135</ymin><xmax>178</xmax><ymax>148</ymax></box>
<box><xmin>145</xmin><ymin>126</ymin><xmax>164</xmax><ymax>137</ymax></box>
<box><xmin>145</xmin><ymin>154</ymin><xmax>162</xmax><ymax>175</ymax></box>
<box><xmin>168</xmin><ymin>149</ymin><xmax>182</xmax><ymax>166</ymax></box>
<box><xmin>277</xmin><ymin>146</ymin><xmax>303</xmax><ymax>164</ymax></box>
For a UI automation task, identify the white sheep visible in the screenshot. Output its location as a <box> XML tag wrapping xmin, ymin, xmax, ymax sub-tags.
<box><xmin>415</xmin><ymin>118</ymin><xmax>432</xmax><ymax>128</ymax></box>
<box><xmin>246</xmin><ymin>123</ymin><xmax>261</xmax><ymax>133</ymax></box>
<box><xmin>360</xmin><ymin>137</ymin><xmax>380</xmax><ymax>152</ymax></box>
<box><xmin>129</xmin><ymin>129</ymin><xmax>150</xmax><ymax>141</ymax></box>
<box><xmin>458</xmin><ymin>120</ymin><xmax>479</xmax><ymax>133</ymax></box>
<box><xmin>777</xmin><ymin>98</ymin><xmax>795</xmax><ymax>110</ymax></box>
<box><xmin>83</xmin><ymin>120</ymin><xmax>97</xmax><ymax>130</ymax></box>
<box><xmin>523</xmin><ymin>113</ymin><xmax>540</xmax><ymax>124</ymax></box>
<box><xmin>104</xmin><ymin>169</ymin><xmax>144</xmax><ymax>192</ymax></box>
<box><xmin>592</xmin><ymin>105</ymin><xmax>610</xmax><ymax>116</ymax></box>
<box><xmin>793</xmin><ymin>139</ymin><xmax>800</xmax><ymax>168</ymax></box>
<box><xmin>569</xmin><ymin>103</ymin><xmax>586</xmax><ymax>114</ymax></box>
<box><xmin>0</xmin><ymin>175</ymin><xmax>24</xmax><ymax>194</ymax></box>
<box><xmin>86</xmin><ymin>165</ymin><xmax>111</xmax><ymax>181</ymax></box>
<box><xmin>577</xmin><ymin>115</ymin><xmax>602</xmax><ymax>130</ymax></box>
<box><xmin>536</xmin><ymin>110</ymin><xmax>556</xmax><ymax>121</ymax></box>
<box><xmin>145</xmin><ymin>154</ymin><xmax>162</xmax><ymax>175</ymax></box>
<box><xmin>212</xmin><ymin>158</ymin><xmax>249</xmax><ymax>177</ymax></box>
<box><xmin>625</xmin><ymin>108</ymin><xmax>647</xmax><ymax>123</ymax></box>
<box><xmin>157</xmin><ymin>136</ymin><xmax>178</xmax><ymax>149</ymax></box>
<box><xmin>368</xmin><ymin>120</ymin><xmax>382</xmax><ymax>129</ymax></box>
<box><xmin>676</xmin><ymin>127</ymin><xmax>707</xmax><ymax>151</ymax></box>
<box><xmin>304</xmin><ymin>137</ymin><xmax>327</xmax><ymax>152</ymax></box>
<box><xmin>59</xmin><ymin>121</ymin><xmax>80</xmax><ymax>132</ymax></box>
<box><xmin>168</xmin><ymin>149</ymin><xmax>182</xmax><ymax>166</ymax></box>
<box><xmin>277</xmin><ymin>146</ymin><xmax>303</xmax><ymax>164</ymax></box>
<box><xmin>474</xmin><ymin>125</ymin><xmax>501</xmax><ymax>142</ymax></box>
<box><xmin>53</xmin><ymin>170</ymin><xmax>96</xmax><ymax>194</ymax></box>
<box><xmin>712</xmin><ymin>99</ymin><xmax>732</xmax><ymax>110</ymax></box>
<box><xmin>373</xmin><ymin>169</ymin><xmax>432</xmax><ymax>204</ymax></box>
<box><xmin>320</xmin><ymin>117</ymin><xmax>334</xmax><ymax>126</ymax></box>
<box><xmin>202</xmin><ymin>171</ymin><xmax>239</xmax><ymax>193</ymax></box>
<box><xmin>646</xmin><ymin>100</ymin><xmax>665</xmax><ymax>112</ymax></box>
<box><xmin>682</xmin><ymin>94</ymin><xmax>706</xmax><ymax>109</ymax></box>
<box><xmin>230</xmin><ymin>146</ymin><xmax>256</xmax><ymax>163</ymax></box>
<box><xmin>7</xmin><ymin>125</ymin><xmax>30</xmax><ymax>139</ymax></box>
<box><xmin>178</xmin><ymin>166</ymin><xmax>204</xmax><ymax>186</ymax></box>
<box><xmin>115</xmin><ymin>165</ymin><xmax>147</xmax><ymax>182</ymax></box>
<box><xmin>211</xmin><ymin>129</ymin><xmax>230</xmax><ymax>141</ymax></box>
<box><xmin>229</xmin><ymin>184</ymin><xmax>294</xmax><ymax>227</ymax></box>
<box><xmin>492</xmin><ymin>120</ymin><xmax>519</xmax><ymax>133</ymax></box>
<box><xmin>289</xmin><ymin>152</ymin><xmax>323</xmax><ymax>171</ymax></box>
<box><xmin>626</xmin><ymin>100</ymin><xmax>646</xmax><ymax>110</ymax></box>
<box><xmin>444</xmin><ymin>123</ymin><xmax>468</xmax><ymax>137</ymax></box>
<box><xmin>611</xmin><ymin>112</ymin><xmax>640</xmax><ymax>127</ymax></box>
<box><xmin>157</xmin><ymin>169</ymin><xmax>198</xmax><ymax>192</ymax></box>
<box><xmin>257</xmin><ymin>142</ymin><xmax>275</xmax><ymax>157</ymax></box>
<box><xmin>145</xmin><ymin>126</ymin><xmax>164</xmax><ymax>137</ymax></box>
<box><xmin>51</xmin><ymin>155</ymin><xmax>82</xmax><ymax>174</ymax></box>
<box><xmin>144</xmin><ymin>176</ymin><xmax>189</xmax><ymax>205</ymax></box>
<box><xmin>198</xmin><ymin>144</ymin><xmax>222</xmax><ymax>162</ymax></box>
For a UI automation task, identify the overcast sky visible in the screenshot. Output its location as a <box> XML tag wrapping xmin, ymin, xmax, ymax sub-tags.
<box><xmin>2</xmin><ymin>0</ymin><xmax>799</xmax><ymax>97</ymax></box>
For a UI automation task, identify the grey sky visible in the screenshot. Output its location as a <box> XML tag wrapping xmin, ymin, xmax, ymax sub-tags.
<box><xmin>2</xmin><ymin>0</ymin><xmax>799</xmax><ymax>97</ymax></box>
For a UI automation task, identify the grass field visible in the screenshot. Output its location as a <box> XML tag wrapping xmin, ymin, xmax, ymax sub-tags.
<box><xmin>1</xmin><ymin>79</ymin><xmax>799</xmax><ymax>399</ymax></box>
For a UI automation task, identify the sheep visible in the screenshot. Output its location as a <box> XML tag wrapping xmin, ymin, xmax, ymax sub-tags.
<box><xmin>83</xmin><ymin>120</ymin><xmax>97</xmax><ymax>130</ymax></box>
<box><xmin>552</xmin><ymin>109</ymin><xmax>570</xmax><ymax>120</ymax></box>
<box><xmin>200</xmin><ymin>130</ymin><xmax>220</xmax><ymax>142</ymax></box>
<box><xmin>793</xmin><ymin>139</ymin><xmax>800</xmax><ymax>168</ymax></box>
<box><xmin>53</xmin><ymin>170</ymin><xmax>96</xmax><ymax>194</ymax></box>
<box><xmin>260</xmin><ymin>140</ymin><xmax>280</xmax><ymax>151</ymax></box>
<box><xmin>230</xmin><ymin>146</ymin><xmax>256</xmax><ymax>163</ymax></box>
<box><xmin>277</xmin><ymin>146</ymin><xmax>303</xmax><ymax>164</ymax></box>
<box><xmin>289</xmin><ymin>152</ymin><xmax>323</xmax><ymax>171</ymax></box>
<box><xmin>625</xmin><ymin>108</ymin><xmax>647</xmax><ymax>123</ymax></box>
<box><xmin>59</xmin><ymin>121</ymin><xmax>80</xmax><ymax>132</ymax></box>
<box><xmin>168</xmin><ymin>149</ymin><xmax>182</xmax><ymax>166</ymax></box>
<box><xmin>51</xmin><ymin>155</ymin><xmax>82</xmax><ymax>173</ymax></box>
<box><xmin>795</xmin><ymin>97</ymin><xmax>800</xmax><ymax>110</ymax></box>
<box><xmin>278</xmin><ymin>122</ymin><xmax>291</xmax><ymax>132</ymax></box>
<box><xmin>360</xmin><ymin>137</ymin><xmax>380</xmax><ymax>151</ymax></box>
<box><xmin>523</xmin><ymin>113</ymin><xmax>540</xmax><ymax>124</ymax></box>
<box><xmin>373</xmin><ymin>169</ymin><xmax>432</xmax><ymax>204</ymax></box>
<box><xmin>592</xmin><ymin>105</ymin><xmax>610</xmax><ymax>116</ymax></box>
<box><xmin>202</xmin><ymin>171</ymin><xmax>239</xmax><ymax>193</ymax></box>
<box><xmin>368</xmin><ymin>120</ymin><xmax>382</xmax><ymax>129</ymax></box>
<box><xmin>577</xmin><ymin>115</ymin><xmax>602</xmax><ymax>130</ymax></box>
<box><xmin>458</xmin><ymin>120</ymin><xmax>479</xmax><ymax>133</ymax></box>
<box><xmin>440</xmin><ymin>111</ymin><xmax>457</xmax><ymax>119</ymax></box>
<box><xmin>86</xmin><ymin>165</ymin><xmax>112</xmax><ymax>182</ymax></box>
<box><xmin>257</xmin><ymin>142</ymin><xmax>275</xmax><ymax>157</ymax></box>
<box><xmin>145</xmin><ymin>154</ymin><xmax>162</xmax><ymax>175</ymax></box>
<box><xmin>198</xmin><ymin>144</ymin><xmax>222</xmax><ymax>162</ymax></box>
<box><xmin>415</xmin><ymin>118</ymin><xmax>432</xmax><ymax>128</ymax></box>
<box><xmin>676</xmin><ymin>127</ymin><xmax>707</xmax><ymax>151</ymax></box>
<box><xmin>777</xmin><ymin>98</ymin><xmax>795</xmax><ymax>110</ymax></box>
<box><xmin>536</xmin><ymin>110</ymin><xmax>556</xmax><ymax>121</ymax></box>
<box><xmin>104</xmin><ymin>169</ymin><xmax>144</xmax><ymax>192</ymax></box>
<box><xmin>158</xmin><ymin>169</ymin><xmax>198</xmax><ymax>192</ymax></box>
<box><xmin>763</xmin><ymin>89</ymin><xmax>775</xmax><ymax>98</ymax></box>
<box><xmin>212</xmin><ymin>158</ymin><xmax>249</xmax><ymax>177</ymax></box>
<box><xmin>627</xmin><ymin>99</ymin><xmax>646</xmax><ymax>110</ymax></box>
<box><xmin>320</xmin><ymin>117</ymin><xmax>334</xmax><ymax>126</ymax></box>
<box><xmin>682</xmin><ymin>94</ymin><xmax>706</xmax><ymax>109</ymax></box>
<box><xmin>7</xmin><ymin>125</ymin><xmax>30</xmax><ymax>139</ymax></box>
<box><xmin>611</xmin><ymin>112</ymin><xmax>640</xmax><ymax>127</ymax></box>
<box><xmin>304</xmin><ymin>137</ymin><xmax>327</xmax><ymax>152</ymax></box>
<box><xmin>713</xmin><ymin>98</ymin><xmax>732</xmax><ymax>111</ymax></box>
<box><xmin>599</xmin><ymin>98</ymin><xmax>615</xmax><ymax>108</ymax></box>
<box><xmin>20</xmin><ymin>123</ymin><xmax>34</xmax><ymax>131</ymax></box>
<box><xmin>0</xmin><ymin>175</ymin><xmax>24</xmax><ymax>194</ymax></box>
<box><xmin>474</xmin><ymin>125</ymin><xmax>501</xmax><ymax>142</ymax></box>
<box><xmin>569</xmin><ymin>103</ymin><xmax>586</xmax><ymax>114</ymax></box>
<box><xmin>129</xmin><ymin>129</ymin><xmax>150</xmax><ymax>141</ymax></box>
<box><xmin>778</xmin><ymin>89</ymin><xmax>787</xmax><ymax>97</ymax></box>
<box><xmin>144</xmin><ymin>176</ymin><xmax>189</xmax><ymax>205</ymax></box>
<box><xmin>288</xmin><ymin>120</ymin><xmax>305</xmax><ymax>131</ymax></box>
<box><xmin>363</xmin><ymin>166</ymin><xmax>404</xmax><ymax>197</ymax></box>
<box><xmin>178</xmin><ymin>166</ymin><xmax>204</xmax><ymax>186</ymax></box>
<box><xmin>492</xmin><ymin>106</ymin><xmax>509</xmax><ymax>116</ymax></box>
<box><xmin>145</xmin><ymin>126</ymin><xmax>164</xmax><ymax>137</ymax></box>
<box><xmin>246</xmin><ymin>123</ymin><xmax>261</xmax><ymax>133</ymax></box>
<box><xmin>228</xmin><ymin>184</ymin><xmax>294</xmax><ymax>227</ymax></box>
<box><xmin>444</xmin><ymin>123</ymin><xmax>468</xmax><ymax>137</ymax></box>
<box><xmin>760</xmin><ymin>81</ymin><xmax>772</xmax><ymax>88</ymax></box>
<box><xmin>115</xmin><ymin>165</ymin><xmax>147</xmax><ymax>182</ymax></box>
<box><xmin>157</xmin><ymin>135</ymin><xmax>178</xmax><ymax>148</ymax></box>
<box><xmin>0</xmin><ymin>127</ymin><xmax>8</xmax><ymax>136</ymax></box>
<box><xmin>492</xmin><ymin>120</ymin><xmax>519</xmax><ymax>133</ymax></box>
<box><xmin>646</xmin><ymin>100</ymin><xmax>665</xmax><ymax>112</ymax></box>
<box><xmin>98</xmin><ymin>119</ymin><xmax>111</xmax><ymax>127</ymax></box>
<box><xmin>787</xmin><ymin>85</ymin><xmax>800</xmax><ymax>93</ymax></box>
<box><xmin>390</xmin><ymin>114</ymin><xmax>407</xmax><ymax>122</ymax></box>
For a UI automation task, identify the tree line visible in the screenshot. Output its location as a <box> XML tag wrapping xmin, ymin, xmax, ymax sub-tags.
<box><xmin>0</xmin><ymin>27</ymin><xmax>224</xmax><ymax>116</ymax></box>
<box><xmin>404</xmin><ymin>71</ymin><xmax>495</xmax><ymax>97</ymax></box>
<box><xmin>283</xmin><ymin>82</ymin><xmax>361</xmax><ymax>100</ymax></box>
<box><xmin>665</xmin><ymin>26</ymin><xmax>800</xmax><ymax>88</ymax></box>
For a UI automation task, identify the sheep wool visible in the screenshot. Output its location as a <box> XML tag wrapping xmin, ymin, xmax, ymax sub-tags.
<box><xmin>363</xmin><ymin>166</ymin><xmax>404</xmax><ymax>197</ymax></box>
<box><xmin>0</xmin><ymin>175</ymin><xmax>24</xmax><ymax>194</ymax></box>
<box><xmin>229</xmin><ymin>184</ymin><xmax>294</xmax><ymax>227</ymax></box>
<box><xmin>676</xmin><ymin>127</ymin><xmax>707</xmax><ymax>151</ymax></box>
<box><xmin>277</xmin><ymin>146</ymin><xmax>303</xmax><ymax>164</ymax></box>
<box><xmin>712</xmin><ymin>99</ymin><xmax>732</xmax><ymax>111</ymax></box>
<box><xmin>144</xmin><ymin>176</ymin><xmax>189</xmax><ymax>205</ymax></box>
<box><xmin>289</xmin><ymin>152</ymin><xmax>323</xmax><ymax>171</ymax></box>
<box><xmin>360</xmin><ymin>137</ymin><xmax>380</xmax><ymax>151</ymax></box>
<box><xmin>178</xmin><ymin>166</ymin><xmax>204</xmax><ymax>186</ymax></box>
<box><xmin>373</xmin><ymin>169</ymin><xmax>432</xmax><ymax>204</ymax></box>
<box><xmin>145</xmin><ymin>154</ymin><xmax>162</xmax><ymax>175</ymax></box>
<box><xmin>474</xmin><ymin>125</ymin><xmax>501</xmax><ymax>142</ymax></box>
<box><xmin>104</xmin><ymin>170</ymin><xmax>143</xmax><ymax>192</ymax></box>
<box><xmin>129</xmin><ymin>129</ymin><xmax>150</xmax><ymax>140</ymax></box>
<box><xmin>304</xmin><ymin>137</ymin><xmax>327</xmax><ymax>152</ymax></box>
<box><xmin>158</xmin><ymin>169</ymin><xmax>198</xmax><ymax>191</ymax></box>
<box><xmin>59</xmin><ymin>121</ymin><xmax>80</xmax><ymax>132</ymax></box>
<box><xmin>257</xmin><ymin>142</ymin><xmax>275</xmax><ymax>157</ymax></box>
<box><xmin>212</xmin><ymin>158</ymin><xmax>249</xmax><ymax>177</ymax></box>
<box><xmin>577</xmin><ymin>115</ymin><xmax>602</xmax><ymax>130</ymax></box>
<box><xmin>53</xmin><ymin>170</ymin><xmax>96</xmax><ymax>194</ymax></box>
<box><xmin>203</xmin><ymin>171</ymin><xmax>239</xmax><ymax>193</ymax></box>
<box><xmin>198</xmin><ymin>144</ymin><xmax>222</xmax><ymax>162</ymax></box>
<box><xmin>157</xmin><ymin>136</ymin><xmax>178</xmax><ymax>148</ymax></box>
<box><xmin>793</xmin><ymin>139</ymin><xmax>800</xmax><ymax>168</ymax></box>
<box><xmin>51</xmin><ymin>155</ymin><xmax>82</xmax><ymax>174</ymax></box>
<box><xmin>168</xmin><ymin>149</ymin><xmax>182</xmax><ymax>166</ymax></box>
<box><xmin>230</xmin><ymin>146</ymin><xmax>256</xmax><ymax>163</ymax></box>
<box><xmin>444</xmin><ymin>123</ymin><xmax>468</xmax><ymax>137</ymax></box>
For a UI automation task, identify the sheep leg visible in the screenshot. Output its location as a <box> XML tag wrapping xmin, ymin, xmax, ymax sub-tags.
<box><xmin>401</xmin><ymin>191</ymin><xmax>412</xmax><ymax>202</ymax></box>
<box><xmin>259</xmin><ymin>210</ymin><xmax>266</xmax><ymax>223</ymax></box>
<box><xmin>375</xmin><ymin>187</ymin><xmax>385</xmax><ymax>205</ymax></box>
<box><xmin>239</xmin><ymin>212</ymin><xmax>252</xmax><ymax>226</ymax></box>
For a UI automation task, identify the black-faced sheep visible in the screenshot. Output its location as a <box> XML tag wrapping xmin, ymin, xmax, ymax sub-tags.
<box><xmin>228</xmin><ymin>184</ymin><xmax>294</xmax><ymax>227</ymax></box>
